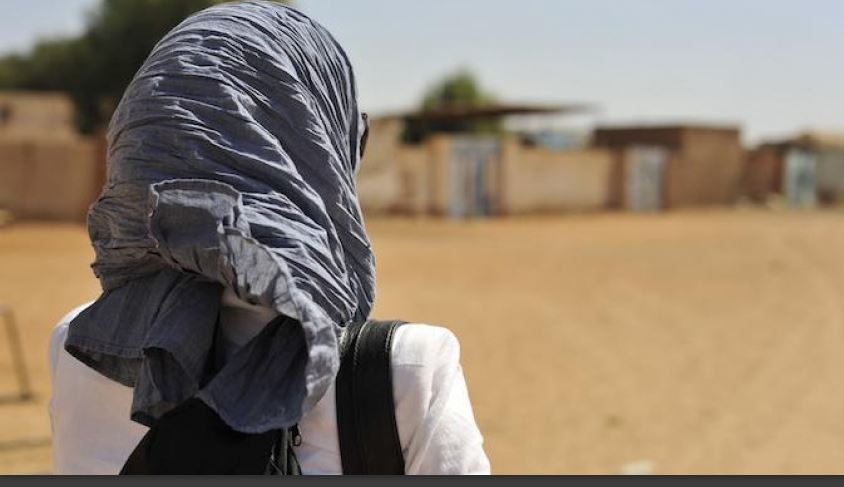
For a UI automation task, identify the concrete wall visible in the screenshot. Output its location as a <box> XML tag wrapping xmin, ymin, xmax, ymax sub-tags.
<box><xmin>356</xmin><ymin>117</ymin><xmax>404</xmax><ymax>213</ymax></box>
<box><xmin>357</xmin><ymin>118</ymin><xmax>448</xmax><ymax>215</ymax></box>
<box><xmin>0</xmin><ymin>136</ymin><xmax>99</xmax><ymax>221</ymax></box>
<box><xmin>395</xmin><ymin>144</ymin><xmax>434</xmax><ymax>214</ymax></box>
<box><xmin>0</xmin><ymin>92</ymin><xmax>105</xmax><ymax>221</ymax></box>
<box><xmin>500</xmin><ymin>137</ymin><xmax>613</xmax><ymax>214</ymax></box>
<box><xmin>421</xmin><ymin>136</ymin><xmax>453</xmax><ymax>215</ymax></box>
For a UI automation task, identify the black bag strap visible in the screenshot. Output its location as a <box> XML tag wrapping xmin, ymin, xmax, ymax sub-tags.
<box><xmin>264</xmin><ymin>426</ymin><xmax>302</xmax><ymax>475</ymax></box>
<box><xmin>336</xmin><ymin>319</ymin><xmax>406</xmax><ymax>475</ymax></box>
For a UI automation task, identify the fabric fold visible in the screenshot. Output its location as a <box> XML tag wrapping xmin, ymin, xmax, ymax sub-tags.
<box><xmin>65</xmin><ymin>0</ymin><xmax>373</xmax><ymax>433</ymax></box>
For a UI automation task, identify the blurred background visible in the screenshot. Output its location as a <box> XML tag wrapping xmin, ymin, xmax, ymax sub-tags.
<box><xmin>0</xmin><ymin>0</ymin><xmax>843</xmax><ymax>474</ymax></box>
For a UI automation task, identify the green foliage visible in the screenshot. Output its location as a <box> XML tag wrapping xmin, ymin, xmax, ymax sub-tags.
<box><xmin>0</xmin><ymin>54</ymin><xmax>27</xmax><ymax>88</ymax></box>
<box><xmin>0</xmin><ymin>0</ymin><xmax>291</xmax><ymax>133</ymax></box>
<box><xmin>402</xmin><ymin>69</ymin><xmax>500</xmax><ymax>144</ymax></box>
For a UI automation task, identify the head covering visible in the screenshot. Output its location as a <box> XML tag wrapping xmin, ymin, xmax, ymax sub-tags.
<box><xmin>65</xmin><ymin>0</ymin><xmax>373</xmax><ymax>433</ymax></box>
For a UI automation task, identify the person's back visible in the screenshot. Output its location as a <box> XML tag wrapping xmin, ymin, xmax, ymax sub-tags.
<box><xmin>47</xmin><ymin>1</ymin><xmax>490</xmax><ymax>475</ymax></box>
<box><xmin>49</xmin><ymin>293</ymin><xmax>491</xmax><ymax>474</ymax></box>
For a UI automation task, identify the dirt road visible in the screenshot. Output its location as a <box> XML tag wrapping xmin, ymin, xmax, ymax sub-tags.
<box><xmin>2</xmin><ymin>209</ymin><xmax>844</xmax><ymax>473</ymax></box>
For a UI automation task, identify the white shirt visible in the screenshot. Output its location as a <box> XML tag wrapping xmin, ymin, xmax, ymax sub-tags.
<box><xmin>48</xmin><ymin>295</ymin><xmax>491</xmax><ymax>475</ymax></box>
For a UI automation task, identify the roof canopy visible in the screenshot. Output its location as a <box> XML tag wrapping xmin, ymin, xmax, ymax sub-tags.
<box><xmin>378</xmin><ymin>103</ymin><xmax>594</xmax><ymax>122</ymax></box>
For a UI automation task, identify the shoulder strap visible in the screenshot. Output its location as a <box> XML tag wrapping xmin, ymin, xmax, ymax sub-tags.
<box><xmin>336</xmin><ymin>319</ymin><xmax>406</xmax><ymax>475</ymax></box>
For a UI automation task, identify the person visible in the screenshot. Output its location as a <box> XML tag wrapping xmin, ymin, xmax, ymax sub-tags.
<box><xmin>47</xmin><ymin>1</ymin><xmax>489</xmax><ymax>475</ymax></box>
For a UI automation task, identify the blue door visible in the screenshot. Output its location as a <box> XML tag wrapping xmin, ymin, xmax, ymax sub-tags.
<box><xmin>625</xmin><ymin>146</ymin><xmax>667</xmax><ymax>212</ymax></box>
<box><xmin>450</xmin><ymin>136</ymin><xmax>500</xmax><ymax>218</ymax></box>
<box><xmin>784</xmin><ymin>148</ymin><xmax>817</xmax><ymax>208</ymax></box>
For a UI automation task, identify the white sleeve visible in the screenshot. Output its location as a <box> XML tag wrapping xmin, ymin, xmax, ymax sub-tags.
<box><xmin>47</xmin><ymin>302</ymin><xmax>94</xmax><ymax>421</ymax></box>
<box><xmin>390</xmin><ymin>324</ymin><xmax>491</xmax><ymax>475</ymax></box>
<box><xmin>48</xmin><ymin>302</ymin><xmax>149</xmax><ymax>475</ymax></box>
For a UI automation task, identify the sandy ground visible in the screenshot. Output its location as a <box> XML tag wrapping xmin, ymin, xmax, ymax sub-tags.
<box><xmin>3</xmin><ymin>209</ymin><xmax>844</xmax><ymax>474</ymax></box>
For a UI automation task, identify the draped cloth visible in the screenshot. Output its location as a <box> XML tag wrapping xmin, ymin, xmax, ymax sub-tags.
<box><xmin>64</xmin><ymin>0</ymin><xmax>373</xmax><ymax>433</ymax></box>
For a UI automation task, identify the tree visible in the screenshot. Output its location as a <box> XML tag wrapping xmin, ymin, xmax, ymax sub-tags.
<box><xmin>402</xmin><ymin>69</ymin><xmax>500</xmax><ymax>144</ymax></box>
<box><xmin>0</xmin><ymin>0</ymin><xmax>291</xmax><ymax>133</ymax></box>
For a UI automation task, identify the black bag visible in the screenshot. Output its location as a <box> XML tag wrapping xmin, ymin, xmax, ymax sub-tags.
<box><xmin>120</xmin><ymin>319</ymin><xmax>405</xmax><ymax>475</ymax></box>
<box><xmin>336</xmin><ymin>319</ymin><xmax>406</xmax><ymax>475</ymax></box>
<box><xmin>119</xmin><ymin>397</ymin><xmax>301</xmax><ymax>475</ymax></box>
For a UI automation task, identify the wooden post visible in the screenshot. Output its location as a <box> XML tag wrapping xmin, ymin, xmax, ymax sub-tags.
<box><xmin>0</xmin><ymin>305</ymin><xmax>32</xmax><ymax>401</ymax></box>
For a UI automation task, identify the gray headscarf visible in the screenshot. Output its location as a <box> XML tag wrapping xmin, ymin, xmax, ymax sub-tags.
<box><xmin>65</xmin><ymin>0</ymin><xmax>373</xmax><ymax>433</ymax></box>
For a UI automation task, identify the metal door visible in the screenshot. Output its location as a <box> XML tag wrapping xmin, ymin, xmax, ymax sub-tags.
<box><xmin>449</xmin><ymin>137</ymin><xmax>500</xmax><ymax>218</ymax></box>
<box><xmin>784</xmin><ymin>148</ymin><xmax>817</xmax><ymax>208</ymax></box>
<box><xmin>625</xmin><ymin>146</ymin><xmax>667</xmax><ymax>211</ymax></box>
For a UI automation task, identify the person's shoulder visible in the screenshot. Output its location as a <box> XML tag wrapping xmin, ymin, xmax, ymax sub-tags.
<box><xmin>391</xmin><ymin>323</ymin><xmax>461</xmax><ymax>368</ymax></box>
<box><xmin>55</xmin><ymin>302</ymin><xmax>95</xmax><ymax>330</ymax></box>
<box><xmin>48</xmin><ymin>301</ymin><xmax>94</xmax><ymax>373</ymax></box>
<box><xmin>50</xmin><ymin>302</ymin><xmax>94</xmax><ymax>352</ymax></box>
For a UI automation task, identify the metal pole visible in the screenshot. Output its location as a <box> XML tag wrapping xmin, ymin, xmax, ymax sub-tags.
<box><xmin>0</xmin><ymin>305</ymin><xmax>33</xmax><ymax>401</ymax></box>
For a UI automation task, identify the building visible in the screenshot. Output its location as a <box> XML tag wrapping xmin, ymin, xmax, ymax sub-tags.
<box><xmin>592</xmin><ymin>125</ymin><xmax>744</xmax><ymax>211</ymax></box>
<box><xmin>357</xmin><ymin>104</ymin><xmax>614</xmax><ymax>217</ymax></box>
<box><xmin>744</xmin><ymin>131</ymin><xmax>844</xmax><ymax>207</ymax></box>
<box><xmin>0</xmin><ymin>92</ymin><xmax>102</xmax><ymax>221</ymax></box>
